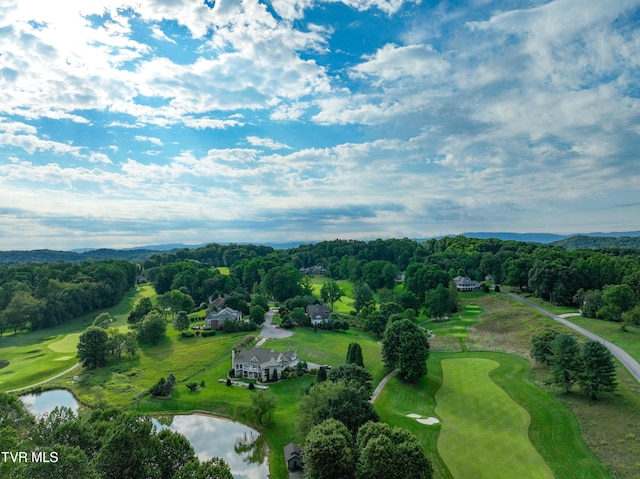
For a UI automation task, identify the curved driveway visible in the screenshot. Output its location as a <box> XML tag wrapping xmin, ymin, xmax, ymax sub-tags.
<box><xmin>256</xmin><ymin>308</ymin><xmax>293</xmax><ymax>346</ymax></box>
<box><xmin>506</xmin><ymin>292</ymin><xmax>640</xmax><ymax>384</ymax></box>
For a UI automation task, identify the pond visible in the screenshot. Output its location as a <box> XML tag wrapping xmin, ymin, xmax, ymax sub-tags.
<box><xmin>19</xmin><ymin>389</ymin><xmax>269</xmax><ymax>479</ymax></box>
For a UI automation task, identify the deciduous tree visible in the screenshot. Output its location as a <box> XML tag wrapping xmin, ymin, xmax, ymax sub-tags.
<box><xmin>382</xmin><ymin>319</ymin><xmax>430</xmax><ymax>383</ymax></box>
<box><xmin>304</xmin><ymin>419</ymin><xmax>355</xmax><ymax>479</ymax></box>
<box><xmin>137</xmin><ymin>310</ymin><xmax>167</xmax><ymax>345</ymax></box>
<box><xmin>321</xmin><ymin>279</ymin><xmax>344</xmax><ymax>311</ymax></box>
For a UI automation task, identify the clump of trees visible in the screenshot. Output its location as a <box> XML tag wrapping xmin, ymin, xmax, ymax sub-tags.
<box><xmin>150</xmin><ymin>373</ymin><xmax>176</xmax><ymax>397</ymax></box>
<box><xmin>382</xmin><ymin>319</ymin><xmax>430</xmax><ymax>383</ymax></box>
<box><xmin>531</xmin><ymin>331</ymin><xmax>617</xmax><ymax>399</ymax></box>
<box><xmin>303</xmin><ymin>419</ymin><xmax>433</xmax><ymax>479</ymax></box>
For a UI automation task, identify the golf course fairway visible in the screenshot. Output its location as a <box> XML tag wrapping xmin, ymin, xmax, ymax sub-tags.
<box><xmin>435</xmin><ymin>358</ymin><xmax>553</xmax><ymax>479</ymax></box>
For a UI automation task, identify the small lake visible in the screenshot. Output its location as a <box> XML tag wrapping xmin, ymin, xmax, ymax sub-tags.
<box><xmin>19</xmin><ymin>390</ymin><xmax>269</xmax><ymax>479</ymax></box>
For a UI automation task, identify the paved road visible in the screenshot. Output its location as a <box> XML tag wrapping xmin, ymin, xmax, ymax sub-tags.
<box><xmin>506</xmin><ymin>292</ymin><xmax>640</xmax><ymax>384</ymax></box>
<box><xmin>6</xmin><ymin>362</ymin><xmax>81</xmax><ymax>394</ymax></box>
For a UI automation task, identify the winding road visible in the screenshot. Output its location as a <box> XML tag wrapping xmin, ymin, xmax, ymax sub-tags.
<box><xmin>506</xmin><ymin>292</ymin><xmax>640</xmax><ymax>384</ymax></box>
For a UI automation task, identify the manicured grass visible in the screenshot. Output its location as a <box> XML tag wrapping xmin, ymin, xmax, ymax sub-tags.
<box><xmin>437</xmin><ymin>357</ymin><xmax>552</xmax><ymax>479</ymax></box>
<box><xmin>265</xmin><ymin>328</ymin><xmax>386</xmax><ymax>384</ymax></box>
<box><xmin>376</xmin><ymin>352</ymin><xmax>609</xmax><ymax>479</ymax></box>
<box><xmin>48</xmin><ymin>333</ymin><xmax>82</xmax><ymax>353</ymax></box>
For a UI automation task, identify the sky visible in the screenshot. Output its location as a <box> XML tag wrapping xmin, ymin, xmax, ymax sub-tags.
<box><xmin>1</xmin><ymin>0</ymin><xmax>639</xmax><ymax>250</ymax></box>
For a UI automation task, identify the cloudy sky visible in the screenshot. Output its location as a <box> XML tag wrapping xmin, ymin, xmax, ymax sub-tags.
<box><xmin>1</xmin><ymin>0</ymin><xmax>639</xmax><ymax>250</ymax></box>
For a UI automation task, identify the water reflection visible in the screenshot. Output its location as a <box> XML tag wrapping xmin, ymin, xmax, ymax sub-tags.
<box><xmin>19</xmin><ymin>389</ymin><xmax>80</xmax><ymax>416</ymax></box>
<box><xmin>19</xmin><ymin>390</ymin><xmax>269</xmax><ymax>479</ymax></box>
<box><xmin>235</xmin><ymin>432</ymin><xmax>269</xmax><ymax>465</ymax></box>
<box><xmin>153</xmin><ymin>414</ymin><xmax>269</xmax><ymax>479</ymax></box>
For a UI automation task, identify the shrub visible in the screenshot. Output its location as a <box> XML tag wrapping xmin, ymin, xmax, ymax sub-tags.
<box><xmin>186</xmin><ymin>382</ymin><xmax>198</xmax><ymax>391</ymax></box>
<box><xmin>181</xmin><ymin>331</ymin><xmax>195</xmax><ymax>338</ymax></box>
<box><xmin>200</xmin><ymin>380</ymin><xmax>205</xmax><ymax>387</ymax></box>
<box><xmin>201</xmin><ymin>329</ymin><xmax>216</xmax><ymax>337</ymax></box>
<box><xmin>226</xmin><ymin>378</ymin><xmax>232</xmax><ymax>387</ymax></box>
<box><xmin>248</xmin><ymin>382</ymin><xmax>255</xmax><ymax>390</ymax></box>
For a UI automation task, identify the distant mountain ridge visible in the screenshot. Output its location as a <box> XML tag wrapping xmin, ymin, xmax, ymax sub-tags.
<box><xmin>2</xmin><ymin>232</ymin><xmax>640</xmax><ymax>263</ymax></box>
<box><xmin>456</xmin><ymin>231</ymin><xmax>640</xmax><ymax>244</ymax></box>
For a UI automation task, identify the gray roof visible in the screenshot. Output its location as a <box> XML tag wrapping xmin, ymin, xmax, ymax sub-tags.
<box><xmin>307</xmin><ymin>304</ymin><xmax>331</xmax><ymax>319</ymax></box>
<box><xmin>234</xmin><ymin>348</ymin><xmax>297</xmax><ymax>367</ymax></box>
<box><xmin>284</xmin><ymin>442</ymin><xmax>302</xmax><ymax>461</ymax></box>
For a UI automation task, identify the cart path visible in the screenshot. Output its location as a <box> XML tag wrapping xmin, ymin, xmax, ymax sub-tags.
<box><xmin>370</xmin><ymin>369</ymin><xmax>398</xmax><ymax>403</ymax></box>
<box><xmin>506</xmin><ymin>291</ymin><xmax>640</xmax><ymax>384</ymax></box>
<box><xmin>6</xmin><ymin>362</ymin><xmax>81</xmax><ymax>393</ymax></box>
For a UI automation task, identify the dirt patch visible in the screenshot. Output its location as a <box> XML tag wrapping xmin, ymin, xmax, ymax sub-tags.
<box><xmin>0</xmin><ymin>360</ymin><xmax>9</xmax><ymax>369</ymax></box>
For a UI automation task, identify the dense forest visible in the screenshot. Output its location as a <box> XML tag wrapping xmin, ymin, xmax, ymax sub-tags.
<box><xmin>0</xmin><ymin>260</ymin><xmax>137</xmax><ymax>335</ymax></box>
<box><xmin>2</xmin><ymin>236</ymin><xmax>640</xmax><ymax>336</ymax></box>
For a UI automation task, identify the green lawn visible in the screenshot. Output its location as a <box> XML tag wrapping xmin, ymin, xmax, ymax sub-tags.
<box><xmin>436</xmin><ymin>357</ymin><xmax>552</xmax><ymax>479</ymax></box>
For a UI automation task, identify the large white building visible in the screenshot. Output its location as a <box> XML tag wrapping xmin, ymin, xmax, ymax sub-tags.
<box><xmin>232</xmin><ymin>348</ymin><xmax>299</xmax><ymax>382</ymax></box>
<box><xmin>453</xmin><ymin>275</ymin><xmax>481</xmax><ymax>291</ymax></box>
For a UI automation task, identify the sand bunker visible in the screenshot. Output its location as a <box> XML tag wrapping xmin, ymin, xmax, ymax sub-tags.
<box><xmin>417</xmin><ymin>417</ymin><xmax>440</xmax><ymax>425</ymax></box>
<box><xmin>406</xmin><ymin>413</ymin><xmax>422</xmax><ymax>418</ymax></box>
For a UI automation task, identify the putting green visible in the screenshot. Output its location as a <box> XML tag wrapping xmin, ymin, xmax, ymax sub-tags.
<box><xmin>48</xmin><ymin>333</ymin><xmax>81</xmax><ymax>353</ymax></box>
<box><xmin>435</xmin><ymin>358</ymin><xmax>553</xmax><ymax>479</ymax></box>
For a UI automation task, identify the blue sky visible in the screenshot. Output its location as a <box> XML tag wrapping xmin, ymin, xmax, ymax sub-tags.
<box><xmin>1</xmin><ymin>0</ymin><xmax>639</xmax><ymax>250</ymax></box>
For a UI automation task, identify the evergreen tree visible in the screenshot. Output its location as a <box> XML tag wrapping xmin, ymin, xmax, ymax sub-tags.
<box><xmin>346</xmin><ymin>342</ymin><xmax>365</xmax><ymax>368</ymax></box>
<box><xmin>579</xmin><ymin>340</ymin><xmax>617</xmax><ymax>400</ymax></box>
<box><xmin>547</xmin><ymin>334</ymin><xmax>582</xmax><ymax>393</ymax></box>
<box><xmin>530</xmin><ymin>329</ymin><xmax>559</xmax><ymax>365</ymax></box>
<box><xmin>316</xmin><ymin>366</ymin><xmax>328</xmax><ymax>383</ymax></box>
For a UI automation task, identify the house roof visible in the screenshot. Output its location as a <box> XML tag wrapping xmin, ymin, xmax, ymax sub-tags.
<box><xmin>306</xmin><ymin>304</ymin><xmax>331</xmax><ymax>319</ymax></box>
<box><xmin>234</xmin><ymin>348</ymin><xmax>297</xmax><ymax>367</ymax></box>
<box><xmin>284</xmin><ymin>443</ymin><xmax>302</xmax><ymax>461</ymax></box>
<box><xmin>206</xmin><ymin>307</ymin><xmax>241</xmax><ymax>322</ymax></box>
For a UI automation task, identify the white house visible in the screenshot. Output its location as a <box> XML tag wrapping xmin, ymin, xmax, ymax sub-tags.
<box><xmin>306</xmin><ymin>304</ymin><xmax>331</xmax><ymax>325</ymax></box>
<box><xmin>453</xmin><ymin>275</ymin><xmax>481</xmax><ymax>292</ymax></box>
<box><xmin>232</xmin><ymin>348</ymin><xmax>299</xmax><ymax>382</ymax></box>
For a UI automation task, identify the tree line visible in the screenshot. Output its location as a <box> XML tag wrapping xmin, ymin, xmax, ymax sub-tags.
<box><xmin>3</xmin><ymin>236</ymin><xmax>640</xmax><ymax>337</ymax></box>
<box><xmin>0</xmin><ymin>260</ymin><xmax>136</xmax><ymax>336</ymax></box>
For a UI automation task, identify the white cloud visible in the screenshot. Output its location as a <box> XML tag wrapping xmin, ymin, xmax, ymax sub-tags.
<box><xmin>246</xmin><ymin>136</ymin><xmax>292</xmax><ymax>150</ymax></box>
<box><xmin>134</xmin><ymin>135</ymin><xmax>164</xmax><ymax>146</ymax></box>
